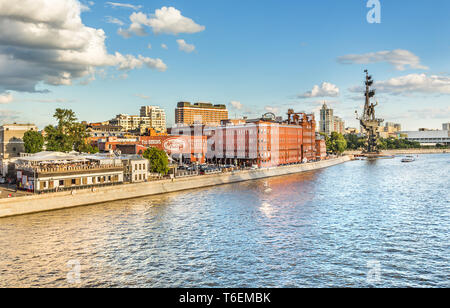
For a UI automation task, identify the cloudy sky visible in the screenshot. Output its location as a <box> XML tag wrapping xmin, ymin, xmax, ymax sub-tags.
<box><xmin>0</xmin><ymin>0</ymin><xmax>449</xmax><ymax>130</ymax></box>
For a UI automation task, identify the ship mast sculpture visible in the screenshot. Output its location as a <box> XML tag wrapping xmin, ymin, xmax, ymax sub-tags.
<box><xmin>355</xmin><ymin>70</ymin><xmax>384</xmax><ymax>154</ymax></box>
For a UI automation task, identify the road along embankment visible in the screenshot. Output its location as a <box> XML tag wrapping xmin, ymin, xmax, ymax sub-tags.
<box><xmin>0</xmin><ymin>156</ymin><xmax>351</xmax><ymax>218</ymax></box>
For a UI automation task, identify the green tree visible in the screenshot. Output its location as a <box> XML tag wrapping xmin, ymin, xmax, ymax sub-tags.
<box><xmin>327</xmin><ymin>132</ymin><xmax>347</xmax><ymax>155</ymax></box>
<box><xmin>23</xmin><ymin>130</ymin><xmax>44</xmax><ymax>153</ymax></box>
<box><xmin>44</xmin><ymin>125</ymin><xmax>72</xmax><ymax>152</ymax></box>
<box><xmin>44</xmin><ymin>108</ymin><xmax>91</xmax><ymax>152</ymax></box>
<box><xmin>143</xmin><ymin>147</ymin><xmax>169</xmax><ymax>175</ymax></box>
<box><xmin>344</xmin><ymin>134</ymin><xmax>365</xmax><ymax>150</ymax></box>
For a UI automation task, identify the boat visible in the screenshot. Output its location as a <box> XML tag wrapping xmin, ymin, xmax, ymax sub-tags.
<box><xmin>401</xmin><ymin>156</ymin><xmax>415</xmax><ymax>163</ymax></box>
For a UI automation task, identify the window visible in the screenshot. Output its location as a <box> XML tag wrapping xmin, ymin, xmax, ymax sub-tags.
<box><xmin>72</xmin><ymin>179</ymin><xmax>76</xmax><ymax>185</ymax></box>
<box><xmin>59</xmin><ymin>180</ymin><xmax>64</xmax><ymax>186</ymax></box>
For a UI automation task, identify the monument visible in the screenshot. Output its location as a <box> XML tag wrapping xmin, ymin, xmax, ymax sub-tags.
<box><xmin>355</xmin><ymin>70</ymin><xmax>384</xmax><ymax>154</ymax></box>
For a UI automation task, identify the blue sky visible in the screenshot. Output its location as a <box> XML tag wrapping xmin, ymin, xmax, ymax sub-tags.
<box><xmin>0</xmin><ymin>0</ymin><xmax>449</xmax><ymax>130</ymax></box>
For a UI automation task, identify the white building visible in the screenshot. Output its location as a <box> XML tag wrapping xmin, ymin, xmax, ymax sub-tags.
<box><xmin>109</xmin><ymin>114</ymin><xmax>151</xmax><ymax>132</ymax></box>
<box><xmin>399</xmin><ymin>130</ymin><xmax>450</xmax><ymax>146</ymax></box>
<box><xmin>140</xmin><ymin>106</ymin><xmax>167</xmax><ymax>133</ymax></box>
<box><xmin>443</xmin><ymin>123</ymin><xmax>450</xmax><ymax>131</ymax></box>
<box><xmin>14</xmin><ymin>152</ymin><xmax>124</xmax><ymax>192</ymax></box>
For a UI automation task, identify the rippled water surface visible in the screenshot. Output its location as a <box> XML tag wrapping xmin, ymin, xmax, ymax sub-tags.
<box><xmin>1</xmin><ymin>154</ymin><xmax>449</xmax><ymax>287</ymax></box>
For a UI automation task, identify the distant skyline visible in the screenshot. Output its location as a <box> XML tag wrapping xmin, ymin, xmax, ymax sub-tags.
<box><xmin>0</xmin><ymin>0</ymin><xmax>449</xmax><ymax>130</ymax></box>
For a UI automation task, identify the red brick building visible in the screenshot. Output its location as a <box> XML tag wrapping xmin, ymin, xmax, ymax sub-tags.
<box><xmin>172</xmin><ymin>111</ymin><xmax>319</xmax><ymax>168</ymax></box>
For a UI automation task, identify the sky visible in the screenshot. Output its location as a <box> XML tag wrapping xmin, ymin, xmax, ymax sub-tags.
<box><xmin>0</xmin><ymin>0</ymin><xmax>449</xmax><ymax>131</ymax></box>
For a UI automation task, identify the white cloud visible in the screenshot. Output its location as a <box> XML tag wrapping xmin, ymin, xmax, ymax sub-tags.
<box><xmin>376</xmin><ymin>74</ymin><xmax>450</xmax><ymax>94</ymax></box>
<box><xmin>0</xmin><ymin>92</ymin><xmax>13</xmax><ymax>104</ymax></box>
<box><xmin>134</xmin><ymin>93</ymin><xmax>150</xmax><ymax>100</ymax></box>
<box><xmin>106</xmin><ymin>2</ymin><xmax>142</xmax><ymax>10</ymax></box>
<box><xmin>349</xmin><ymin>74</ymin><xmax>450</xmax><ymax>95</ymax></box>
<box><xmin>298</xmin><ymin>82</ymin><xmax>340</xmax><ymax>98</ymax></box>
<box><xmin>230</xmin><ymin>101</ymin><xmax>243</xmax><ymax>110</ymax></box>
<box><xmin>161</xmin><ymin>43</ymin><xmax>168</xmax><ymax>50</ymax></box>
<box><xmin>176</xmin><ymin>39</ymin><xmax>195</xmax><ymax>53</ymax></box>
<box><xmin>117</xmin><ymin>27</ymin><xmax>132</xmax><ymax>38</ymax></box>
<box><xmin>337</xmin><ymin>49</ymin><xmax>428</xmax><ymax>71</ymax></box>
<box><xmin>149</xmin><ymin>7</ymin><xmax>205</xmax><ymax>35</ymax></box>
<box><xmin>119</xmin><ymin>6</ymin><xmax>205</xmax><ymax>37</ymax></box>
<box><xmin>0</xmin><ymin>0</ymin><xmax>167</xmax><ymax>93</ymax></box>
<box><xmin>106</xmin><ymin>16</ymin><xmax>124</xmax><ymax>26</ymax></box>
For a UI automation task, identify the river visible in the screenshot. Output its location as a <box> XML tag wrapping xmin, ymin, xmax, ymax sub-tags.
<box><xmin>0</xmin><ymin>154</ymin><xmax>449</xmax><ymax>287</ymax></box>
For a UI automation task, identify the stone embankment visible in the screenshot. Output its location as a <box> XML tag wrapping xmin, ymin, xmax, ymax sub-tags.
<box><xmin>344</xmin><ymin>149</ymin><xmax>448</xmax><ymax>155</ymax></box>
<box><xmin>0</xmin><ymin>156</ymin><xmax>351</xmax><ymax>218</ymax></box>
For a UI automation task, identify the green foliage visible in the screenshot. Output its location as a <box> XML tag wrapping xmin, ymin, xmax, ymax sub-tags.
<box><xmin>344</xmin><ymin>134</ymin><xmax>365</xmax><ymax>150</ymax></box>
<box><xmin>327</xmin><ymin>132</ymin><xmax>347</xmax><ymax>154</ymax></box>
<box><xmin>44</xmin><ymin>108</ymin><xmax>91</xmax><ymax>152</ymax></box>
<box><xmin>44</xmin><ymin>125</ymin><xmax>72</xmax><ymax>152</ymax></box>
<box><xmin>143</xmin><ymin>147</ymin><xmax>169</xmax><ymax>175</ymax></box>
<box><xmin>378</xmin><ymin>137</ymin><xmax>421</xmax><ymax>150</ymax></box>
<box><xmin>23</xmin><ymin>130</ymin><xmax>44</xmax><ymax>153</ymax></box>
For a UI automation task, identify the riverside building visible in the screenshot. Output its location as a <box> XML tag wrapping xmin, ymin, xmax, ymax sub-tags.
<box><xmin>14</xmin><ymin>152</ymin><xmax>124</xmax><ymax>193</ymax></box>
<box><xmin>172</xmin><ymin>110</ymin><xmax>321</xmax><ymax>168</ymax></box>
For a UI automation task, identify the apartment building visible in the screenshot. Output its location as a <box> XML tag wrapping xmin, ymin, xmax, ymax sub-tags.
<box><xmin>140</xmin><ymin>106</ymin><xmax>167</xmax><ymax>133</ymax></box>
<box><xmin>109</xmin><ymin>114</ymin><xmax>151</xmax><ymax>132</ymax></box>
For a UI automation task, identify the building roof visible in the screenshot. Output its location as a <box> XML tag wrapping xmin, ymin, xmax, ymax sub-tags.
<box><xmin>17</xmin><ymin>151</ymin><xmax>86</xmax><ymax>163</ymax></box>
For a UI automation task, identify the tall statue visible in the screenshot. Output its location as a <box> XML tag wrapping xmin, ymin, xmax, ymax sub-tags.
<box><xmin>355</xmin><ymin>70</ymin><xmax>384</xmax><ymax>153</ymax></box>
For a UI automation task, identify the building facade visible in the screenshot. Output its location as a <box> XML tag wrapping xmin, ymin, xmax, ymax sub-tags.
<box><xmin>0</xmin><ymin>124</ymin><xmax>38</xmax><ymax>159</ymax></box>
<box><xmin>109</xmin><ymin>114</ymin><xmax>151</xmax><ymax>132</ymax></box>
<box><xmin>379</xmin><ymin>122</ymin><xmax>401</xmax><ymax>138</ymax></box>
<box><xmin>175</xmin><ymin>102</ymin><xmax>228</xmax><ymax>125</ymax></box>
<box><xmin>399</xmin><ymin>130</ymin><xmax>450</xmax><ymax>146</ymax></box>
<box><xmin>140</xmin><ymin>106</ymin><xmax>167</xmax><ymax>133</ymax></box>
<box><xmin>319</xmin><ymin>103</ymin><xmax>345</xmax><ymax>135</ymax></box>
<box><xmin>14</xmin><ymin>152</ymin><xmax>124</xmax><ymax>193</ymax></box>
<box><xmin>172</xmin><ymin>111</ymin><xmax>319</xmax><ymax>168</ymax></box>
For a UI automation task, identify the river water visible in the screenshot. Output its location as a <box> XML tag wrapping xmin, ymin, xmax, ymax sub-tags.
<box><xmin>0</xmin><ymin>154</ymin><xmax>449</xmax><ymax>287</ymax></box>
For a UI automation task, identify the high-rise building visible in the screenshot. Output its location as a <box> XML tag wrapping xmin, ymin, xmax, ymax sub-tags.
<box><xmin>175</xmin><ymin>102</ymin><xmax>228</xmax><ymax>125</ymax></box>
<box><xmin>140</xmin><ymin>106</ymin><xmax>167</xmax><ymax>133</ymax></box>
<box><xmin>319</xmin><ymin>103</ymin><xmax>345</xmax><ymax>135</ymax></box>
<box><xmin>319</xmin><ymin>103</ymin><xmax>334</xmax><ymax>135</ymax></box>
<box><xmin>0</xmin><ymin>123</ymin><xmax>38</xmax><ymax>159</ymax></box>
<box><xmin>333</xmin><ymin>116</ymin><xmax>345</xmax><ymax>134</ymax></box>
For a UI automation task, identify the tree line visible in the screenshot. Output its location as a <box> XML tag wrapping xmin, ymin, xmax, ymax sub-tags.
<box><xmin>23</xmin><ymin>108</ymin><xmax>98</xmax><ymax>154</ymax></box>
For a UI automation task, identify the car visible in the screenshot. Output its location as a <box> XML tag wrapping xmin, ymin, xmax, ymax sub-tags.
<box><xmin>0</xmin><ymin>177</ymin><xmax>5</xmax><ymax>184</ymax></box>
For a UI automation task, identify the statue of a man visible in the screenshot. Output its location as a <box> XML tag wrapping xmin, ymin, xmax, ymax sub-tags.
<box><xmin>367</xmin><ymin>102</ymin><xmax>378</xmax><ymax>120</ymax></box>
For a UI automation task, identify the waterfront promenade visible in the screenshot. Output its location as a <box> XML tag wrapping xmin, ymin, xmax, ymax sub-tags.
<box><xmin>0</xmin><ymin>156</ymin><xmax>350</xmax><ymax>218</ymax></box>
